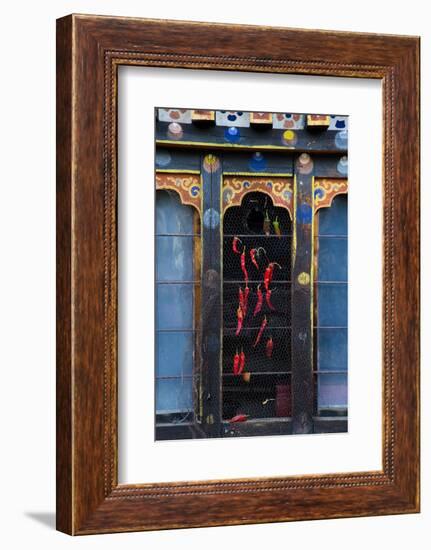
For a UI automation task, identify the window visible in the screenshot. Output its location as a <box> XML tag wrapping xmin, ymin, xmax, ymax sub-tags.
<box><xmin>154</xmin><ymin>108</ymin><xmax>348</xmax><ymax>440</ymax></box>
<box><xmin>315</xmin><ymin>195</ymin><xmax>348</xmax><ymax>416</ymax></box>
<box><xmin>155</xmin><ymin>190</ymin><xmax>200</xmax><ymax>425</ymax></box>
<box><xmin>222</xmin><ymin>192</ymin><xmax>292</xmax><ymax>422</ymax></box>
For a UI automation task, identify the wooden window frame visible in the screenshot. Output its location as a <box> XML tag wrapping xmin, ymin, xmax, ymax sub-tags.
<box><xmin>154</xmin><ymin>150</ymin><xmax>349</xmax><ymax>441</ymax></box>
<box><xmin>57</xmin><ymin>14</ymin><xmax>420</xmax><ymax>534</ymax></box>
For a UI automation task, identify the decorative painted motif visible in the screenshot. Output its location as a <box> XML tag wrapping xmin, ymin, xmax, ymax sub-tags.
<box><xmin>191</xmin><ymin>110</ymin><xmax>215</xmax><ymax>122</ymax></box>
<box><xmin>249</xmin><ymin>152</ymin><xmax>267</xmax><ymax>171</ymax></box>
<box><xmin>337</xmin><ymin>155</ymin><xmax>348</xmax><ymax>175</ymax></box>
<box><xmin>329</xmin><ymin>115</ymin><xmax>348</xmax><ymax>130</ymax></box>
<box><xmin>273</xmin><ymin>113</ymin><xmax>305</xmax><ymax>130</ymax></box>
<box><xmin>203</xmin><ymin>154</ymin><xmax>220</xmax><ymax>173</ymax></box>
<box><xmin>281</xmin><ymin>129</ymin><xmax>298</xmax><ymax>146</ymax></box>
<box><xmin>296</xmin><ymin>153</ymin><xmax>314</xmax><ymax>175</ymax></box>
<box><xmin>224</xmin><ymin>127</ymin><xmax>241</xmax><ymax>143</ymax></box>
<box><xmin>298</xmin><ymin>272</ymin><xmax>311</xmax><ymax>285</ymax></box>
<box><xmin>167</xmin><ymin>122</ymin><xmax>183</xmax><ymax>140</ymax></box>
<box><xmin>155</xmin><ymin>150</ymin><xmax>172</xmax><ymax>168</ymax></box>
<box><xmin>215</xmin><ymin>111</ymin><xmax>250</xmax><ymax>127</ymax></box>
<box><xmin>313</xmin><ymin>178</ymin><xmax>348</xmax><ymax>212</ymax></box>
<box><xmin>335</xmin><ymin>130</ymin><xmax>348</xmax><ymax>150</ymax></box>
<box><xmin>157</xmin><ymin>108</ymin><xmax>192</xmax><ymax>123</ymax></box>
<box><xmin>157</xmin><ymin>108</ymin><xmax>348</xmax><ymax>134</ymax></box>
<box><xmin>250</xmin><ymin>112</ymin><xmax>272</xmax><ymax>125</ymax></box>
<box><xmin>307</xmin><ymin>114</ymin><xmax>331</xmax><ymax>127</ymax></box>
<box><xmin>222</xmin><ymin>176</ymin><xmax>293</xmax><ymax>217</ymax></box>
<box><xmin>155</xmin><ymin>173</ymin><xmax>201</xmax><ymax>212</ymax></box>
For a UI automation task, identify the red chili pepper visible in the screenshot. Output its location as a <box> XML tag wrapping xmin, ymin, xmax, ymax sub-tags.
<box><xmin>253</xmin><ymin>284</ymin><xmax>263</xmax><ymax>317</ymax></box>
<box><xmin>266</xmin><ymin>336</ymin><xmax>273</xmax><ymax>358</ymax></box>
<box><xmin>263</xmin><ymin>265</ymin><xmax>272</xmax><ymax>292</ymax></box>
<box><xmin>238</xmin><ymin>286</ymin><xmax>244</xmax><ymax>312</ymax></box>
<box><xmin>251</xmin><ymin>247</ymin><xmax>267</xmax><ymax>270</ymax></box>
<box><xmin>229</xmin><ymin>414</ymin><xmax>248</xmax><ymax>423</ymax></box>
<box><xmin>243</xmin><ymin>284</ymin><xmax>250</xmax><ymax>316</ymax></box>
<box><xmin>235</xmin><ymin>306</ymin><xmax>244</xmax><ymax>336</ymax></box>
<box><xmin>264</xmin><ymin>261</ymin><xmax>282</xmax><ymax>291</ymax></box>
<box><xmin>233</xmin><ymin>350</ymin><xmax>240</xmax><ymax>374</ymax></box>
<box><xmin>254</xmin><ymin>315</ymin><xmax>267</xmax><ymax>347</ymax></box>
<box><xmin>265</xmin><ymin>288</ymin><xmax>276</xmax><ymax>311</ymax></box>
<box><xmin>240</xmin><ymin>246</ymin><xmax>248</xmax><ymax>284</ymax></box>
<box><xmin>250</xmin><ymin>248</ymin><xmax>259</xmax><ymax>270</ymax></box>
<box><xmin>232</xmin><ymin>236</ymin><xmax>242</xmax><ymax>254</ymax></box>
<box><xmin>238</xmin><ymin>349</ymin><xmax>246</xmax><ymax>374</ymax></box>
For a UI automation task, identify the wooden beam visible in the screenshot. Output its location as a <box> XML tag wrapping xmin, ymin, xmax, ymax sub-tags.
<box><xmin>200</xmin><ymin>153</ymin><xmax>223</xmax><ymax>437</ymax></box>
<box><xmin>156</xmin><ymin>121</ymin><xmax>348</xmax><ymax>154</ymax></box>
<box><xmin>291</xmin><ymin>154</ymin><xmax>315</xmax><ymax>434</ymax></box>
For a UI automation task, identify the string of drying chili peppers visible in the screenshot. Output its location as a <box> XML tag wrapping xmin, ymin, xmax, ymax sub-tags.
<box><xmin>232</xmin><ymin>236</ymin><xmax>282</xmax><ymax>377</ymax></box>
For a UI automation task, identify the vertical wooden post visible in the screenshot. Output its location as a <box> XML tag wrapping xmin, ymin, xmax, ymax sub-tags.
<box><xmin>200</xmin><ymin>153</ymin><xmax>222</xmax><ymax>437</ymax></box>
<box><xmin>291</xmin><ymin>153</ymin><xmax>315</xmax><ymax>434</ymax></box>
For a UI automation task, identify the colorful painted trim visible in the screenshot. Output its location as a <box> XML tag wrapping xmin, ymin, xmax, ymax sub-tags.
<box><xmin>222</xmin><ymin>176</ymin><xmax>294</xmax><ymax>217</ymax></box>
<box><xmin>313</xmin><ymin>178</ymin><xmax>348</xmax><ymax>212</ymax></box>
<box><xmin>157</xmin><ymin>108</ymin><xmax>191</xmax><ymax>123</ymax></box>
<box><xmin>156</xmin><ymin>109</ymin><xmax>348</xmax><ymax>132</ymax></box>
<box><xmin>250</xmin><ymin>112</ymin><xmax>273</xmax><ymax>125</ymax></box>
<box><xmin>307</xmin><ymin>114</ymin><xmax>331</xmax><ymax>127</ymax></box>
<box><xmin>272</xmin><ymin>113</ymin><xmax>305</xmax><ymax>130</ymax></box>
<box><xmin>192</xmin><ymin>110</ymin><xmax>215</xmax><ymax>122</ymax></box>
<box><xmin>155</xmin><ymin>172</ymin><xmax>201</xmax><ymax>212</ymax></box>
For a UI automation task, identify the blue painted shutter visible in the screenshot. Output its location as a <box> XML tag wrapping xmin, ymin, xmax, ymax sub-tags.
<box><xmin>155</xmin><ymin>191</ymin><xmax>195</xmax><ymax>414</ymax></box>
<box><xmin>316</xmin><ymin>195</ymin><xmax>348</xmax><ymax>412</ymax></box>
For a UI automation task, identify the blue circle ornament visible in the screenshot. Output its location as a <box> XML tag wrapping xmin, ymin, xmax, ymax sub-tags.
<box><xmin>249</xmin><ymin>152</ymin><xmax>267</xmax><ymax>171</ymax></box>
<box><xmin>335</xmin><ymin>129</ymin><xmax>348</xmax><ymax>150</ymax></box>
<box><xmin>224</xmin><ymin>126</ymin><xmax>240</xmax><ymax>143</ymax></box>
<box><xmin>337</xmin><ymin>155</ymin><xmax>348</xmax><ymax>175</ymax></box>
<box><xmin>155</xmin><ymin>150</ymin><xmax>171</xmax><ymax>167</ymax></box>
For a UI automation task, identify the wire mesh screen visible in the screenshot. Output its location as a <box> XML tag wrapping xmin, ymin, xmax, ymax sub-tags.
<box><xmin>222</xmin><ymin>192</ymin><xmax>292</xmax><ymax>421</ymax></box>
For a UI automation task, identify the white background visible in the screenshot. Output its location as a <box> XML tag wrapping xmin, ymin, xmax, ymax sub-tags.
<box><xmin>0</xmin><ymin>1</ymin><xmax>428</xmax><ymax>548</ymax></box>
<box><xmin>119</xmin><ymin>68</ymin><xmax>382</xmax><ymax>483</ymax></box>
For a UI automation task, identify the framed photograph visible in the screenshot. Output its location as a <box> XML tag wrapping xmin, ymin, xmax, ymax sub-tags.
<box><xmin>56</xmin><ymin>14</ymin><xmax>420</xmax><ymax>534</ymax></box>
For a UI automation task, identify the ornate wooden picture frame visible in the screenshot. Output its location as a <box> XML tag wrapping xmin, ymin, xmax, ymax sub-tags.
<box><xmin>56</xmin><ymin>14</ymin><xmax>420</xmax><ymax>534</ymax></box>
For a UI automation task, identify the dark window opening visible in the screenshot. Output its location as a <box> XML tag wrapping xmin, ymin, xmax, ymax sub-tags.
<box><xmin>222</xmin><ymin>192</ymin><xmax>292</xmax><ymax>421</ymax></box>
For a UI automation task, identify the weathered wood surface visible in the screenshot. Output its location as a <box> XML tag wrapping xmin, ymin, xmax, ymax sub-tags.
<box><xmin>200</xmin><ymin>154</ymin><xmax>223</xmax><ymax>437</ymax></box>
<box><xmin>291</xmin><ymin>156</ymin><xmax>315</xmax><ymax>434</ymax></box>
<box><xmin>156</xmin><ymin>122</ymin><xmax>348</xmax><ymax>153</ymax></box>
